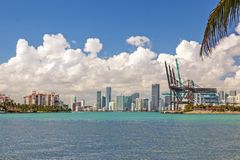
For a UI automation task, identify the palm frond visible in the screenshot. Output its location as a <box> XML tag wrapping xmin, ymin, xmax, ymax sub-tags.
<box><xmin>200</xmin><ymin>0</ymin><xmax>240</xmax><ymax>56</ymax></box>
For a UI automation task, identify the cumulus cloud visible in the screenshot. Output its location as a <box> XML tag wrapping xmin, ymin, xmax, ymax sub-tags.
<box><xmin>84</xmin><ymin>38</ymin><xmax>103</xmax><ymax>58</ymax></box>
<box><xmin>2</xmin><ymin>28</ymin><xmax>240</xmax><ymax>105</ymax></box>
<box><xmin>126</xmin><ymin>36</ymin><xmax>150</xmax><ymax>47</ymax></box>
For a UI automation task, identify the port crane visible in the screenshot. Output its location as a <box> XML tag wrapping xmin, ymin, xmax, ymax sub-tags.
<box><xmin>165</xmin><ymin>59</ymin><xmax>218</xmax><ymax>110</ymax></box>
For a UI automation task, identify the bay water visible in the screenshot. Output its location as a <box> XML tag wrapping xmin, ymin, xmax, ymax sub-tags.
<box><xmin>0</xmin><ymin>112</ymin><xmax>240</xmax><ymax>160</ymax></box>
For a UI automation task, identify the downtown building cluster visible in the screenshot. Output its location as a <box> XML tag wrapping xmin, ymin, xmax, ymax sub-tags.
<box><xmin>89</xmin><ymin>84</ymin><xmax>163</xmax><ymax>112</ymax></box>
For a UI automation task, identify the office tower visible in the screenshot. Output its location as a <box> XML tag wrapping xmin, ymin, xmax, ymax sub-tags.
<box><xmin>116</xmin><ymin>95</ymin><xmax>124</xmax><ymax>111</ymax></box>
<box><xmin>160</xmin><ymin>98</ymin><xmax>164</xmax><ymax>111</ymax></box>
<box><xmin>109</xmin><ymin>101</ymin><xmax>117</xmax><ymax>111</ymax></box>
<box><xmin>142</xmin><ymin>98</ymin><xmax>149</xmax><ymax>111</ymax></box>
<box><xmin>106</xmin><ymin>87</ymin><xmax>111</xmax><ymax>110</ymax></box>
<box><xmin>131</xmin><ymin>93</ymin><xmax>140</xmax><ymax>103</ymax></box>
<box><xmin>229</xmin><ymin>90</ymin><xmax>237</xmax><ymax>96</ymax></box>
<box><xmin>101</xmin><ymin>96</ymin><xmax>106</xmax><ymax>109</ymax></box>
<box><xmin>124</xmin><ymin>96</ymin><xmax>132</xmax><ymax>111</ymax></box>
<box><xmin>151</xmin><ymin>84</ymin><xmax>160</xmax><ymax>112</ymax></box>
<box><xmin>164</xmin><ymin>95</ymin><xmax>171</xmax><ymax>110</ymax></box>
<box><xmin>148</xmin><ymin>100</ymin><xmax>152</xmax><ymax>111</ymax></box>
<box><xmin>136</xmin><ymin>98</ymin><xmax>142</xmax><ymax>111</ymax></box>
<box><xmin>218</xmin><ymin>90</ymin><xmax>226</xmax><ymax>104</ymax></box>
<box><xmin>80</xmin><ymin>100</ymin><xmax>85</xmax><ymax>107</ymax></box>
<box><xmin>131</xmin><ymin>102</ymin><xmax>136</xmax><ymax>112</ymax></box>
<box><xmin>218</xmin><ymin>91</ymin><xmax>225</xmax><ymax>100</ymax></box>
<box><xmin>96</xmin><ymin>91</ymin><xmax>101</xmax><ymax>109</ymax></box>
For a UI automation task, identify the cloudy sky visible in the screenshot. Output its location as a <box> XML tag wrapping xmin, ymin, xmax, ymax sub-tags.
<box><xmin>2</xmin><ymin>0</ymin><xmax>240</xmax><ymax>105</ymax></box>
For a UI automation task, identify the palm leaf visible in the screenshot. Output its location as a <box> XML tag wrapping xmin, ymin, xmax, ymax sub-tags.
<box><xmin>200</xmin><ymin>0</ymin><xmax>240</xmax><ymax>56</ymax></box>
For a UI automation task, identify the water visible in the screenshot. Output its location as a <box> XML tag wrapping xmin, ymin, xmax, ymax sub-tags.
<box><xmin>1</xmin><ymin>112</ymin><xmax>240</xmax><ymax>160</ymax></box>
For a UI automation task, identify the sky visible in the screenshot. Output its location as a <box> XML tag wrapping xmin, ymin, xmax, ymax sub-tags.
<box><xmin>3</xmin><ymin>0</ymin><xmax>240</xmax><ymax>105</ymax></box>
<box><xmin>0</xmin><ymin>0</ymin><xmax>219</xmax><ymax>63</ymax></box>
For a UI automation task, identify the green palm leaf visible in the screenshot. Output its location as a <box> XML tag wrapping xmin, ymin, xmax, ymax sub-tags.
<box><xmin>200</xmin><ymin>0</ymin><xmax>240</xmax><ymax>56</ymax></box>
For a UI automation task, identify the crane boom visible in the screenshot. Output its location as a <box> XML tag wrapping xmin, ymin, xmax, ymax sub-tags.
<box><xmin>175</xmin><ymin>58</ymin><xmax>182</xmax><ymax>85</ymax></box>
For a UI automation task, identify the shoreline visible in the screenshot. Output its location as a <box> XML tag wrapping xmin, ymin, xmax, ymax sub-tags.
<box><xmin>1</xmin><ymin>111</ymin><xmax>240</xmax><ymax>114</ymax></box>
<box><xmin>184</xmin><ymin>110</ymin><xmax>240</xmax><ymax>114</ymax></box>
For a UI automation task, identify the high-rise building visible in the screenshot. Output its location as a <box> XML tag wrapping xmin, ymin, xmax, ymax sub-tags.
<box><xmin>96</xmin><ymin>91</ymin><xmax>101</xmax><ymax>109</ymax></box>
<box><xmin>116</xmin><ymin>95</ymin><xmax>124</xmax><ymax>111</ymax></box>
<box><xmin>0</xmin><ymin>93</ymin><xmax>11</xmax><ymax>103</ymax></box>
<box><xmin>148</xmin><ymin>100</ymin><xmax>152</xmax><ymax>111</ymax></box>
<box><xmin>106</xmin><ymin>87</ymin><xmax>111</xmax><ymax>110</ymax></box>
<box><xmin>142</xmin><ymin>98</ymin><xmax>149</xmax><ymax>111</ymax></box>
<box><xmin>109</xmin><ymin>101</ymin><xmax>117</xmax><ymax>111</ymax></box>
<box><xmin>24</xmin><ymin>91</ymin><xmax>60</xmax><ymax>106</ymax></box>
<box><xmin>131</xmin><ymin>102</ymin><xmax>136</xmax><ymax>112</ymax></box>
<box><xmin>218</xmin><ymin>91</ymin><xmax>225</xmax><ymax>100</ymax></box>
<box><xmin>229</xmin><ymin>90</ymin><xmax>237</xmax><ymax>96</ymax></box>
<box><xmin>131</xmin><ymin>93</ymin><xmax>140</xmax><ymax>103</ymax></box>
<box><xmin>164</xmin><ymin>95</ymin><xmax>171</xmax><ymax>110</ymax></box>
<box><xmin>151</xmin><ymin>84</ymin><xmax>160</xmax><ymax>112</ymax></box>
<box><xmin>218</xmin><ymin>90</ymin><xmax>226</xmax><ymax>104</ymax></box>
<box><xmin>101</xmin><ymin>96</ymin><xmax>106</xmax><ymax>109</ymax></box>
<box><xmin>124</xmin><ymin>96</ymin><xmax>132</xmax><ymax>111</ymax></box>
<box><xmin>80</xmin><ymin>100</ymin><xmax>85</xmax><ymax>107</ymax></box>
<box><xmin>72</xmin><ymin>96</ymin><xmax>78</xmax><ymax>112</ymax></box>
<box><xmin>135</xmin><ymin>98</ymin><xmax>142</xmax><ymax>111</ymax></box>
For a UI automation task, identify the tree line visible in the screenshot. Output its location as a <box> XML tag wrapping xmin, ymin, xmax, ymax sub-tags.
<box><xmin>0</xmin><ymin>100</ymin><xmax>71</xmax><ymax>113</ymax></box>
<box><xmin>184</xmin><ymin>103</ymin><xmax>240</xmax><ymax>112</ymax></box>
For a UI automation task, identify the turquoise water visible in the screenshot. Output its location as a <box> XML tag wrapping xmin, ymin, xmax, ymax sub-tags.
<box><xmin>1</xmin><ymin>112</ymin><xmax>240</xmax><ymax>159</ymax></box>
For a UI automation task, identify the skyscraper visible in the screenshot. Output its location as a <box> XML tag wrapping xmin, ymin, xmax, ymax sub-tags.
<box><xmin>229</xmin><ymin>90</ymin><xmax>237</xmax><ymax>96</ymax></box>
<box><xmin>109</xmin><ymin>100</ymin><xmax>117</xmax><ymax>111</ymax></box>
<box><xmin>96</xmin><ymin>91</ymin><xmax>101</xmax><ymax>109</ymax></box>
<box><xmin>131</xmin><ymin>92</ymin><xmax>140</xmax><ymax>104</ymax></box>
<box><xmin>124</xmin><ymin>96</ymin><xmax>132</xmax><ymax>111</ymax></box>
<box><xmin>218</xmin><ymin>91</ymin><xmax>225</xmax><ymax>100</ymax></box>
<box><xmin>116</xmin><ymin>95</ymin><xmax>124</xmax><ymax>111</ymax></box>
<box><xmin>106</xmin><ymin>87</ymin><xmax>111</xmax><ymax>110</ymax></box>
<box><xmin>101</xmin><ymin>96</ymin><xmax>106</xmax><ymax>108</ymax></box>
<box><xmin>151</xmin><ymin>84</ymin><xmax>160</xmax><ymax>112</ymax></box>
<box><xmin>136</xmin><ymin>98</ymin><xmax>142</xmax><ymax>111</ymax></box>
<box><xmin>218</xmin><ymin>90</ymin><xmax>226</xmax><ymax>104</ymax></box>
<box><xmin>164</xmin><ymin>95</ymin><xmax>171</xmax><ymax>110</ymax></box>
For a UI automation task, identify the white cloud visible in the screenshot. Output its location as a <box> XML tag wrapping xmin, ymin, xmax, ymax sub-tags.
<box><xmin>236</xmin><ymin>22</ymin><xmax>240</xmax><ymax>34</ymax></box>
<box><xmin>126</xmin><ymin>36</ymin><xmax>150</xmax><ymax>47</ymax></box>
<box><xmin>2</xmin><ymin>26</ymin><xmax>240</xmax><ymax>105</ymax></box>
<box><xmin>84</xmin><ymin>38</ymin><xmax>103</xmax><ymax>58</ymax></box>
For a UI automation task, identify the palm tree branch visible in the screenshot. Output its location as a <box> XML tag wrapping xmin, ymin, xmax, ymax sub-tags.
<box><xmin>200</xmin><ymin>0</ymin><xmax>240</xmax><ymax>56</ymax></box>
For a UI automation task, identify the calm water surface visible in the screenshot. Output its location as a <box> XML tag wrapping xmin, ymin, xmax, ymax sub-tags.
<box><xmin>0</xmin><ymin>112</ymin><xmax>240</xmax><ymax>160</ymax></box>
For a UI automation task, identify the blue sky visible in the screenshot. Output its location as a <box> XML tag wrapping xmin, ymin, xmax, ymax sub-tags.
<box><xmin>0</xmin><ymin>0</ymin><xmax>219</xmax><ymax>63</ymax></box>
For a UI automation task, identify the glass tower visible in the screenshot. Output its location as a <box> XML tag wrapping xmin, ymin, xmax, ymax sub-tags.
<box><xmin>96</xmin><ymin>91</ymin><xmax>101</xmax><ymax>109</ymax></box>
<box><xmin>106</xmin><ymin>87</ymin><xmax>111</xmax><ymax>110</ymax></box>
<box><xmin>151</xmin><ymin>84</ymin><xmax>160</xmax><ymax>112</ymax></box>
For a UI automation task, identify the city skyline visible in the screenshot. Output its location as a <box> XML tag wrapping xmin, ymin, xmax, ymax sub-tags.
<box><xmin>2</xmin><ymin>1</ymin><xmax>240</xmax><ymax>106</ymax></box>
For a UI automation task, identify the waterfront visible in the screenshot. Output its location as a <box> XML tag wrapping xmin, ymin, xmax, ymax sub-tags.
<box><xmin>1</xmin><ymin>112</ymin><xmax>240</xmax><ymax>160</ymax></box>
